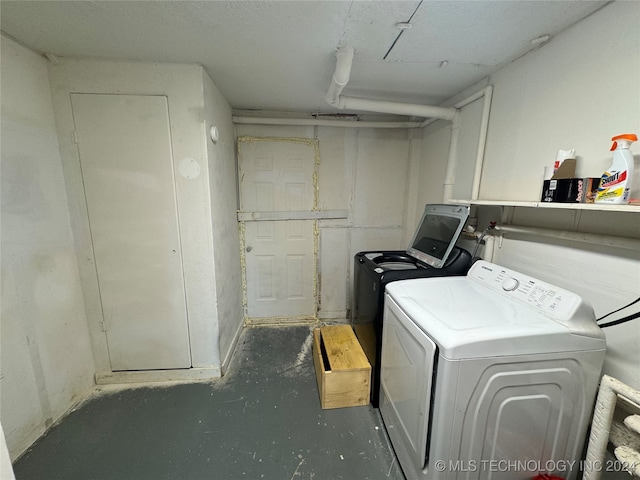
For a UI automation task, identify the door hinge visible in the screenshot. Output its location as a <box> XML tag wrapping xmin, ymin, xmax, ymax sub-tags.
<box><xmin>100</xmin><ymin>320</ymin><xmax>107</xmax><ymax>332</ymax></box>
<box><xmin>72</xmin><ymin>131</ymin><xmax>80</xmax><ymax>144</ymax></box>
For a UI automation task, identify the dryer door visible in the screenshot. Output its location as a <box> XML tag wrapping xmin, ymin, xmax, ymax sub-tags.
<box><xmin>380</xmin><ymin>294</ymin><xmax>437</xmax><ymax>471</ymax></box>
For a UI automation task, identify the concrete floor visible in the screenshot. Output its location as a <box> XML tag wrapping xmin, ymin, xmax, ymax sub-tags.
<box><xmin>13</xmin><ymin>325</ymin><xmax>405</xmax><ymax>480</ymax></box>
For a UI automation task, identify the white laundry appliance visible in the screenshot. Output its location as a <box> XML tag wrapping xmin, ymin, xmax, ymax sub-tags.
<box><xmin>379</xmin><ymin>260</ymin><xmax>606</xmax><ymax>480</ymax></box>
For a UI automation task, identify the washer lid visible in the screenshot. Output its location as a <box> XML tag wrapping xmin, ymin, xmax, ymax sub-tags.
<box><xmin>406</xmin><ymin>204</ymin><xmax>469</xmax><ymax>269</ymax></box>
<box><xmin>385</xmin><ymin>261</ymin><xmax>605</xmax><ymax>359</ymax></box>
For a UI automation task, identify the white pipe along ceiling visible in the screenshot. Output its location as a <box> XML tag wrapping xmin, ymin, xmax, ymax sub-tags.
<box><xmin>325</xmin><ymin>47</ymin><xmax>457</xmax><ymax>121</ymax></box>
<box><xmin>231</xmin><ymin>117</ymin><xmax>424</xmax><ymax>129</ymax></box>
<box><xmin>324</xmin><ymin>46</ymin><xmax>355</xmax><ymax>108</ymax></box>
<box><xmin>234</xmin><ymin>47</ymin><xmax>494</xmax><ymax>205</ymax></box>
<box><xmin>322</xmin><ymin>47</ymin><xmax>495</xmax><ymax>204</ymax></box>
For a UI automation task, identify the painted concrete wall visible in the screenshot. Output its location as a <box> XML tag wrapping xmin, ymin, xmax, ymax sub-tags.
<box><xmin>0</xmin><ymin>36</ymin><xmax>95</xmax><ymax>460</ymax></box>
<box><xmin>47</xmin><ymin>59</ymin><xmax>222</xmax><ymax>375</ymax></box>
<box><xmin>480</xmin><ymin>1</ymin><xmax>640</xmax><ymax>202</ymax></box>
<box><xmin>235</xmin><ymin>124</ymin><xmax>413</xmax><ymax>320</ymax></box>
<box><xmin>417</xmin><ymin>1</ymin><xmax>640</xmax><ymax>389</ymax></box>
<box><xmin>413</xmin><ymin>122</ymin><xmax>452</xmax><ymax>226</ymax></box>
<box><xmin>483</xmin><ymin>1</ymin><xmax>640</xmax><ymax>390</ymax></box>
<box><xmin>202</xmin><ymin>71</ymin><xmax>244</xmax><ymax>372</ymax></box>
<box><xmin>333</xmin><ymin>127</ymin><xmax>412</xmax><ymax>318</ymax></box>
<box><xmin>2</xmin><ymin>50</ymin><xmax>239</xmax><ymax>458</ymax></box>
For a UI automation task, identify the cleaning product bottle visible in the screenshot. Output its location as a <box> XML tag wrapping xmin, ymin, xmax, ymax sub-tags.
<box><xmin>595</xmin><ymin>133</ymin><xmax>637</xmax><ymax>204</ymax></box>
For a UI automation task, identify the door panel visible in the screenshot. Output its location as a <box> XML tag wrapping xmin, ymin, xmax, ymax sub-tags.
<box><xmin>244</xmin><ymin>220</ymin><xmax>315</xmax><ymax>318</ymax></box>
<box><xmin>239</xmin><ymin>139</ymin><xmax>316</xmax><ymax>320</ymax></box>
<box><xmin>71</xmin><ymin>93</ymin><xmax>191</xmax><ymax>371</ymax></box>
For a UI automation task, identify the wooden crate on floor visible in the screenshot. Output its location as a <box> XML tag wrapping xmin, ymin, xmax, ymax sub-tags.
<box><xmin>312</xmin><ymin>325</ymin><xmax>371</xmax><ymax>409</ymax></box>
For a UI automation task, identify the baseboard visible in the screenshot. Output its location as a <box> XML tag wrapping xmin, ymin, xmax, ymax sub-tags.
<box><xmin>220</xmin><ymin>321</ymin><xmax>244</xmax><ymax>376</ymax></box>
<box><xmin>95</xmin><ymin>367</ymin><xmax>221</xmax><ymax>385</ymax></box>
<box><xmin>244</xmin><ymin>316</ymin><xmax>318</xmax><ymax>326</ymax></box>
<box><xmin>317</xmin><ymin>311</ymin><xmax>349</xmax><ymax>321</ymax></box>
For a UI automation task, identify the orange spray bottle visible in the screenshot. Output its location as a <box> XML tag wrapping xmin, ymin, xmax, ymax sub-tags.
<box><xmin>595</xmin><ymin>133</ymin><xmax>637</xmax><ymax>204</ymax></box>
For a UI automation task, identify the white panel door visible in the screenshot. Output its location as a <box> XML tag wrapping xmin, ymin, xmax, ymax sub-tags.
<box><xmin>71</xmin><ymin>94</ymin><xmax>191</xmax><ymax>371</ymax></box>
<box><xmin>238</xmin><ymin>139</ymin><xmax>316</xmax><ymax>320</ymax></box>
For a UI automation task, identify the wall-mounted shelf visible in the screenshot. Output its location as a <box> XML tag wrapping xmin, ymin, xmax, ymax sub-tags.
<box><xmin>450</xmin><ymin>199</ymin><xmax>640</xmax><ymax>213</ymax></box>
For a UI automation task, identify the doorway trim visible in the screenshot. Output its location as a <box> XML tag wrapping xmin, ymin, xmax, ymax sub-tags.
<box><xmin>237</xmin><ymin>136</ymin><xmax>322</xmax><ymax>325</ymax></box>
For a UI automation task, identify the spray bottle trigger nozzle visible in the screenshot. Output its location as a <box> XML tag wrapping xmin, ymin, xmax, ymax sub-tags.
<box><xmin>610</xmin><ymin>141</ymin><xmax>618</xmax><ymax>151</ymax></box>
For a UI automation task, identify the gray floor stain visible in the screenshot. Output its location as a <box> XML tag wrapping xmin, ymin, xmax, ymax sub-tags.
<box><xmin>13</xmin><ymin>325</ymin><xmax>405</xmax><ymax>480</ymax></box>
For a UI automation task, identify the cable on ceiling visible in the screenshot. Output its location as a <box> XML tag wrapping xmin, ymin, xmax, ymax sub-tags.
<box><xmin>383</xmin><ymin>0</ymin><xmax>424</xmax><ymax>60</ymax></box>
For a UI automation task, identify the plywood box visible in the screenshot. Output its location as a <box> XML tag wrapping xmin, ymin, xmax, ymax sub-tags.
<box><xmin>312</xmin><ymin>325</ymin><xmax>371</xmax><ymax>409</ymax></box>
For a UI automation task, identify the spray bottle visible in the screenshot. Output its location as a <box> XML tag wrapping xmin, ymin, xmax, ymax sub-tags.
<box><xmin>595</xmin><ymin>133</ymin><xmax>637</xmax><ymax>204</ymax></box>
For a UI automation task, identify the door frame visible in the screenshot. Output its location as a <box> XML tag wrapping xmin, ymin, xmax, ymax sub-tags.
<box><xmin>236</xmin><ymin>136</ymin><xmax>322</xmax><ymax>325</ymax></box>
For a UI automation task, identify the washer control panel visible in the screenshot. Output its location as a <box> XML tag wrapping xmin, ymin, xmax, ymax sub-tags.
<box><xmin>468</xmin><ymin>260</ymin><xmax>581</xmax><ymax>319</ymax></box>
<box><xmin>501</xmin><ymin>277</ymin><xmax>519</xmax><ymax>291</ymax></box>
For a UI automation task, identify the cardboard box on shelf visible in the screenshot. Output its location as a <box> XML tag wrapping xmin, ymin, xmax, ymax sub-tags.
<box><xmin>581</xmin><ymin>177</ymin><xmax>601</xmax><ymax>203</ymax></box>
<box><xmin>551</xmin><ymin>158</ymin><xmax>576</xmax><ymax>179</ymax></box>
<box><xmin>541</xmin><ymin>177</ymin><xmax>600</xmax><ymax>203</ymax></box>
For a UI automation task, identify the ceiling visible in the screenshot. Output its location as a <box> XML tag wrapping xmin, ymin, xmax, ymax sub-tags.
<box><xmin>1</xmin><ymin>0</ymin><xmax>610</xmax><ymax>115</ymax></box>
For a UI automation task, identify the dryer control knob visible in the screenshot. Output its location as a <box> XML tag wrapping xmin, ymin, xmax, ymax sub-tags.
<box><xmin>502</xmin><ymin>277</ymin><xmax>519</xmax><ymax>291</ymax></box>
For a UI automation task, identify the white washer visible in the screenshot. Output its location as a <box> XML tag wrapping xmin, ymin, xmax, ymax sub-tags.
<box><xmin>379</xmin><ymin>260</ymin><xmax>606</xmax><ymax>480</ymax></box>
